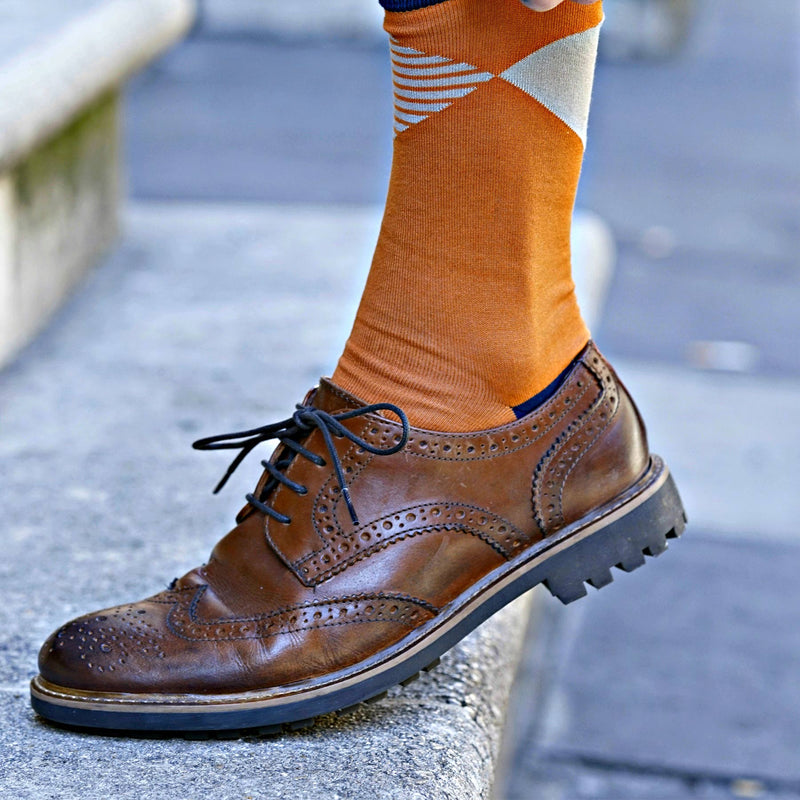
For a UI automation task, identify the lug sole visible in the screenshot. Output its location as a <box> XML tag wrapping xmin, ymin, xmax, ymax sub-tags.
<box><xmin>30</xmin><ymin>455</ymin><xmax>685</xmax><ymax>736</ymax></box>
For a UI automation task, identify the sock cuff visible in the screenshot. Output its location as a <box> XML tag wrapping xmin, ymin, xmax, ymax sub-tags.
<box><xmin>379</xmin><ymin>0</ymin><xmax>451</xmax><ymax>10</ymax></box>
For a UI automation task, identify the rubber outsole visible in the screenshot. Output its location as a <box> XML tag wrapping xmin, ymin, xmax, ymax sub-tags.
<box><xmin>31</xmin><ymin>456</ymin><xmax>686</xmax><ymax>738</ymax></box>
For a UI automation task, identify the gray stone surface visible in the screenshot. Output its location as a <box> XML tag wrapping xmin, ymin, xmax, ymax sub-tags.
<box><xmin>592</xmin><ymin>0</ymin><xmax>800</xmax><ymax>376</ymax></box>
<box><xmin>0</xmin><ymin>204</ymin><xmax>532</xmax><ymax>800</ymax></box>
<box><xmin>0</xmin><ymin>95</ymin><xmax>120</xmax><ymax>369</ymax></box>
<box><xmin>125</xmin><ymin>38</ymin><xmax>393</xmax><ymax>204</ymax></box>
<box><xmin>507</xmin><ymin>759</ymin><xmax>799</xmax><ymax>800</ymax></box>
<box><xmin>502</xmin><ymin>534</ymin><xmax>800</xmax><ymax>799</ymax></box>
<box><xmin>0</xmin><ymin>0</ymin><xmax>195</xmax><ymax>171</ymax></box>
<box><xmin>536</xmin><ymin>536</ymin><xmax>800</xmax><ymax>781</ymax></box>
<box><xmin>0</xmin><ymin>0</ymin><xmax>104</xmax><ymax>63</ymax></box>
<box><xmin>2</xmin><ymin>599</ymin><xmax>529</xmax><ymax>800</ymax></box>
<box><xmin>0</xmin><ymin>0</ymin><xmax>195</xmax><ymax>366</ymax></box>
<box><xmin>609</xmin><ymin>360</ymin><xmax>800</xmax><ymax>540</ymax></box>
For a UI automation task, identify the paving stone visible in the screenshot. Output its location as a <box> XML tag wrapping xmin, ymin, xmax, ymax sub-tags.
<box><xmin>506</xmin><ymin>759</ymin><xmax>796</xmax><ymax>800</ymax></box>
<box><xmin>589</xmin><ymin>0</ymin><xmax>800</xmax><ymax>375</ymax></box>
<box><xmin>197</xmin><ymin>0</ymin><xmax>384</xmax><ymax>40</ymax></box>
<box><xmin>600</xmin><ymin>245</ymin><xmax>799</xmax><ymax>378</ymax></box>
<box><xmin>608</xmin><ymin>358</ymin><xmax>800</xmax><ymax>541</ymax></box>
<box><xmin>530</xmin><ymin>535</ymin><xmax>800</xmax><ymax>784</ymax></box>
<box><xmin>125</xmin><ymin>39</ymin><xmax>393</xmax><ymax>204</ymax></box>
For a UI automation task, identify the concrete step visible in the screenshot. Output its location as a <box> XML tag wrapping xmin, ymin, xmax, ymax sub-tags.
<box><xmin>0</xmin><ymin>0</ymin><xmax>195</xmax><ymax>368</ymax></box>
<box><xmin>1</xmin><ymin>200</ymin><xmax>614</xmax><ymax>798</ymax></box>
<box><xmin>0</xmin><ymin>202</ymin><xmax>540</xmax><ymax>799</ymax></box>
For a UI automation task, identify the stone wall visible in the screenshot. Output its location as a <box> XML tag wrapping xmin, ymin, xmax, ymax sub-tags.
<box><xmin>0</xmin><ymin>0</ymin><xmax>195</xmax><ymax>367</ymax></box>
<box><xmin>0</xmin><ymin>95</ymin><xmax>120</xmax><ymax>365</ymax></box>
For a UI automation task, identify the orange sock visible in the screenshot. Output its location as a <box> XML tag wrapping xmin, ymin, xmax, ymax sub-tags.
<box><xmin>333</xmin><ymin>0</ymin><xmax>603</xmax><ymax>431</ymax></box>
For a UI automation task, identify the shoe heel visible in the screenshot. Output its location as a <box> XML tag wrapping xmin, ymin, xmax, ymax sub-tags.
<box><xmin>542</xmin><ymin>466</ymin><xmax>686</xmax><ymax>605</ymax></box>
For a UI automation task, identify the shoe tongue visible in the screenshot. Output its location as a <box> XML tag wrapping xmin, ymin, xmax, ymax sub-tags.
<box><xmin>310</xmin><ymin>378</ymin><xmax>364</xmax><ymax>414</ymax></box>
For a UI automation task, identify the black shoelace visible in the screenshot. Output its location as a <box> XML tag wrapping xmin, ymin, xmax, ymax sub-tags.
<box><xmin>192</xmin><ymin>402</ymin><xmax>409</xmax><ymax>526</ymax></box>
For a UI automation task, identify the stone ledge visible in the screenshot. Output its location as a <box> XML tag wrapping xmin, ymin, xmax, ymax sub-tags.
<box><xmin>0</xmin><ymin>202</ymin><xmax>540</xmax><ymax>800</ymax></box>
<box><xmin>0</xmin><ymin>0</ymin><xmax>195</xmax><ymax>172</ymax></box>
<box><xmin>0</xmin><ymin>94</ymin><xmax>120</xmax><ymax>368</ymax></box>
<box><xmin>0</xmin><ymin>200</ymin><xmax>615</xmax><ymax>796</ymax></box>
<box><xmin>0</xmin><ymin>0</ymin><xmax>195</xmax><ymax>368</ymax></box>
<box><xmin>3</xmin><ymin>598</ymin><xmax>535</xmax><ymax>800</ymax></box>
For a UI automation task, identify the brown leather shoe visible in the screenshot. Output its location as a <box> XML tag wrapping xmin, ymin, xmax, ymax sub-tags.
<box><xmin>31</xmin><ymin>342</ymin><xmax>685</xmax><ymax>734</ymax></box>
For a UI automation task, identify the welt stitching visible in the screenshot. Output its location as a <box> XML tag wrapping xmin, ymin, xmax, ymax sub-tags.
<box><xmin>324</xmin><ymin>383</ymin><xmax>359</xmax><ymax>405</ymax></box>
<box><xmin>167</xmin><ymin>614</ymin><xmax>428</xmax><ymax>643</ymax></box>
<box><xmin>187</xmin><ymin>584</ymin><xmax>208</xmax><ymax>619</ymax></box>
<box><xmin>149</xmin><ymin>589</ymin><xmax>193</xmax><ymax>604</ymax></box>
<box><xmin>324</xmin><ymin>347</ymin><xmax>590</xmax><ymax>450</ymax></box>
<box><xmin>532</xmin><ymin>387</ymin><xmax>601</xmax><ymax>530</ymax></box>
<box><xmin>321</xmin><ymin>360</ymin><xmax>589</xmax><ymax>467</ymax></box>
<box><xmin>268</xmin><ymin>415</ymin><xmax>367</xmax><ymax>558</ymax></box>
<box><xmin>404</xmin><ymin>380</ymin><xmax>591</xmax><ymax>462</ymax></box>
<box><xmin>534</xmin><ymin>457</ymin><xmax>661</xmax><ymax>556</ymax></box>
<box><xmin>284</xmin><ymin>357</ymin><xmax>592</xmax><ymax>570</ymax></box>
<box><xmin>546</xmin><ymin>376</ymin><xmax>607</xmax><ymax>527</ymax></box>
<box><xmin>306</xmin><ymin>419</ymin><xmax>376</xmax><ymax>562</ymax></box>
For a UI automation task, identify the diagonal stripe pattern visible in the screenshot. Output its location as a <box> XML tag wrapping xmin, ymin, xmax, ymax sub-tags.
<box><xmin>390</xmin><ymin>37</ymin><xmax>493</xmax><ymax>135</ymax></box>
<box><xmin>390</xmin><ymin>21</ymin><xmax>602</xmax><ymax>143</ymax></box>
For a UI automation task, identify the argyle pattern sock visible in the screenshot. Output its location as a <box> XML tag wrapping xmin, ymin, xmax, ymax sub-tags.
<box><xmin>333</xmin><ymin>0</ymin><xmax>603</xmax><ymax>431</ymax></box>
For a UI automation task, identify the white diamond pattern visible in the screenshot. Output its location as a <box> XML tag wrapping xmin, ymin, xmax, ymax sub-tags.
<box><xmin>390</xmin><ymin>20</ymin><xmax>602</xmax><ymax>143</ymax></box>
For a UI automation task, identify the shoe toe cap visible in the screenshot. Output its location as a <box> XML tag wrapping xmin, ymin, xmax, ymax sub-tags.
<box><xmin>38</xmin><ymin>600</ymin><xmax>170</xmax><ymax>692</ymax></box>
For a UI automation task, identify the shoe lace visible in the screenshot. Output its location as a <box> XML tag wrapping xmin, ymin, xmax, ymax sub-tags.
<box><xmin>192</xmin><ymin>402</ymin><xmax>409</xmax><ymax>526</ymax></box>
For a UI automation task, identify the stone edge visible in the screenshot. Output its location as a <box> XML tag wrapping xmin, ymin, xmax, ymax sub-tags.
<box><xmin>0</xmin><ymin>0</ymin><xmax>196</xmax><ymax>172</ymax></box>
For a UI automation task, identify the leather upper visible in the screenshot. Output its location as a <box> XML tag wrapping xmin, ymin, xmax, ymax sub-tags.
<box><xmin>39</xmin><ymin>342</ymin><xmax>649</xmax><ymax>694</ymax></box>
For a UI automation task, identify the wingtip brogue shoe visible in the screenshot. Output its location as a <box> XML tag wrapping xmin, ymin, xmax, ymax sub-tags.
<box><xmin>31</xmin><ymin>342</ymin><xmax>686</xmax><ymax>734</ymax></box>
